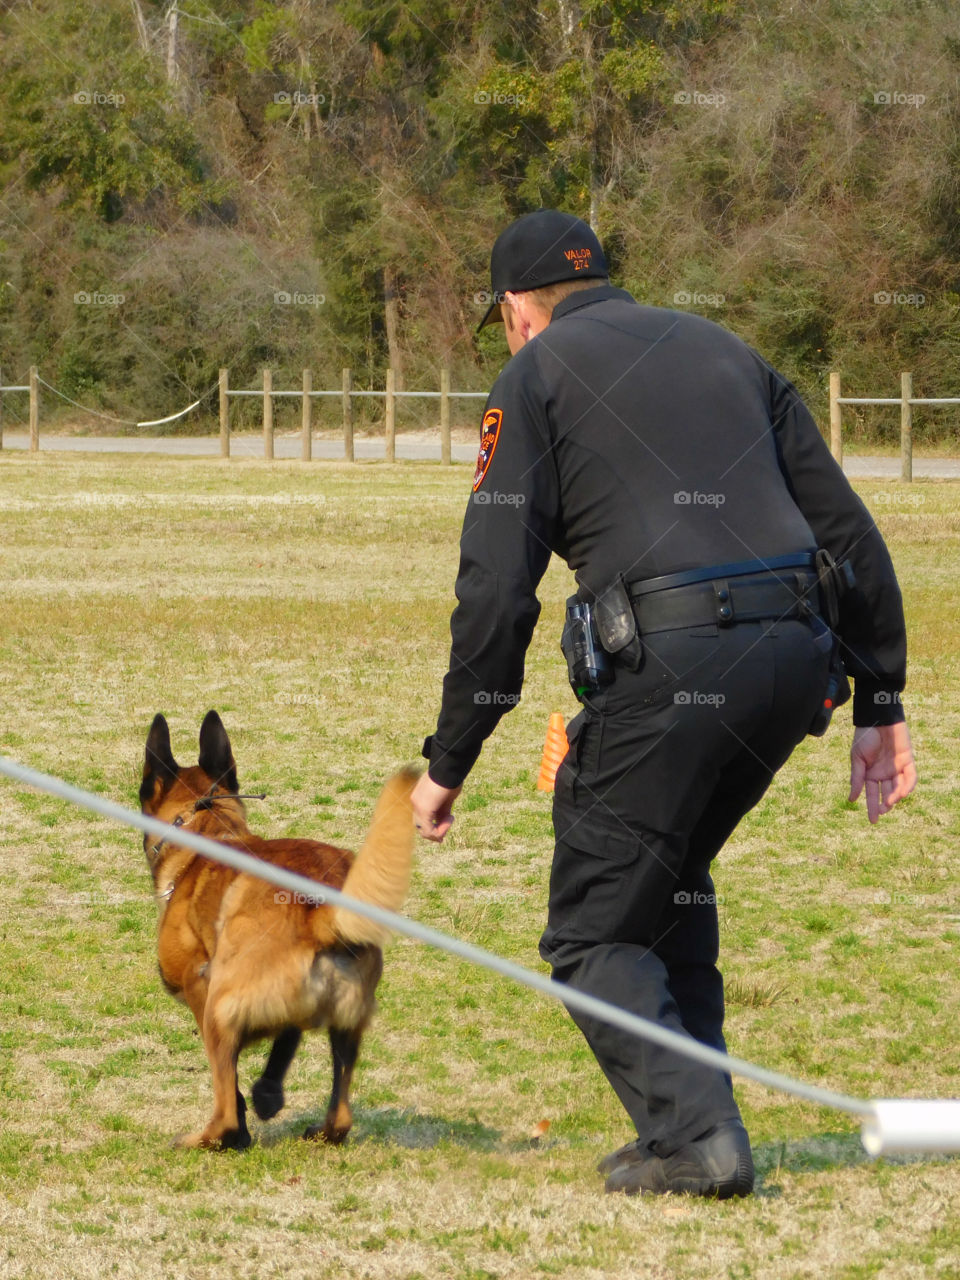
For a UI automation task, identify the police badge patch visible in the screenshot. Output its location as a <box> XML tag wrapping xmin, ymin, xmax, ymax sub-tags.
<box><xmin>473</xmin><ymin>408</ymin><xmax>503</xmax><ymax>491</ymax></box>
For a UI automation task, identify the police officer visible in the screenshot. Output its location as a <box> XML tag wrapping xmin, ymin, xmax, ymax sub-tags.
<box><xmin>411</xmin><ymin>209</ymin><xmax>917</xmax><ymax>1198</ymax></box>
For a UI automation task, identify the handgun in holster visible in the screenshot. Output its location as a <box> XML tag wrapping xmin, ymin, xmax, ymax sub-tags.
<box><xmin>561</xmin><ymin>578</ymin><xmax>644</xmax><ymax>701</ymax></box>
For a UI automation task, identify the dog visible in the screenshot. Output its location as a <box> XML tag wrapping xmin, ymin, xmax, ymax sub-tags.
<box><xmin>139</xmin><ymin>709</ymin><xmax>416</xmax><ymax>1150</ymax></box>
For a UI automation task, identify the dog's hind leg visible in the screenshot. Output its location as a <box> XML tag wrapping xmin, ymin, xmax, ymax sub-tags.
<box><xmin>251</xmin><ymin>1026</ymin><xmax>302</xmax><ymax>1121</ymax></box>
<box><xmin>176</xmin><ymin>1002</ymin><xmax>252</xmax><ymax>1151</ymax></box>
<box><xmin>304</xmin><ymin>1025</ymin><xmax>362</xmax><ymax>1146</ymax></box>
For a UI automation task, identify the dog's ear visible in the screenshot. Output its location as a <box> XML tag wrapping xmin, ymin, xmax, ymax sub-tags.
<box><xmin>140</xmin><ymin>713</ymin><xmax>179</xmax><ymax>806</ymax></box>
<box><xmin>198</xmin><ymin>710</ymin><xmax>238</xmax><ymax>793</ymax></box>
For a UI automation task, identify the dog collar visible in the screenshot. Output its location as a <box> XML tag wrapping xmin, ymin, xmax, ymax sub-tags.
<box><xmin>150</xmin><ymin>786</ymin><xmax>266</xmax><ymax>897</ymax></box>
<box><xmin>148</xmin><ymin>786</ymin><xmax>265</xmax><ymax>862</ymax></box>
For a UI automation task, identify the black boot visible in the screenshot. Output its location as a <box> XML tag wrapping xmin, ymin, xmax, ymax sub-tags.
<box><xmin>597</xmin><ymin>1137</ymin><xmax>651</xmax><ymax>1177</ymax></box>
<box><xmin>604</xmin><ymin>1119</ymin><xmax>754</xmax><ymax>1199</ymax></box>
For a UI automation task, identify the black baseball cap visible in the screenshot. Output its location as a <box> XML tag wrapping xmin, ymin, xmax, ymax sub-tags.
<box><xmin>477</xmin><ymin>209</ymin><xmax>609</xmax><ymax>331</ymax></box>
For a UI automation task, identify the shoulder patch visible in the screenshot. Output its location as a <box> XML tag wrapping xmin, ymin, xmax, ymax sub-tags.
<box><xmin>473</xmin><ymin>408</ymin><xmax>503</xmax><ymax>492</ymax></box>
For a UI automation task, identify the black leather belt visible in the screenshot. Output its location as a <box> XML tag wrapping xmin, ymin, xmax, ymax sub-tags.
<box><xmin>627</xmin><ymin>555</ymin><xmax>820</xmax><ymax>634</ymax></box>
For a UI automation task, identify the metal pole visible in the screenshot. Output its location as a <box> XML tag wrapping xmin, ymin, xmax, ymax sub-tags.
<box><xmin>29</xmin><ymin>365</ymin><xmax>39</xmax><ymax>452</ymax></box>
<box><xmin>263</xmin><ymin>368</ymin><xmax>273</xmax><ymax>460</ymax></box>
<box><xmin>342</xmin><ymin>368</ymin><xmax>353</xmax><ymax>462</ymax></box>
<box><xmin>829</xmin><ymin>370</ymin><xmax>842</xmax><ymax>465</ymax></box>
<box><xmin>219</xmin><ymin>367</ymin><xmax>229</xmax><ymax>458</ymax></box>
<box><xmin>440</xmin><ymin>367</ymin><xmax>451</xmax><ymax>466</ymax></box>
<box><xmin>301</xmin><ymin>368</ymin><xmax>312</xmax><ymax>462</ymax></box>
<box><xmin>900</xmin><ymin>371</ymin><xmax>913</xmax><ymax>483</ymax></box>
<box><xmin>385</xmin><ymin>367</ymin><xmax>396</xmax><ymax>463</ymax></box>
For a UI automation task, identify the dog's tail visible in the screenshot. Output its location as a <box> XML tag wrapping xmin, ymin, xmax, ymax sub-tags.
<box><xmin>331</xmin><ymin>767</ymin><xmax>418</xmax><ymax>947</ymax></box>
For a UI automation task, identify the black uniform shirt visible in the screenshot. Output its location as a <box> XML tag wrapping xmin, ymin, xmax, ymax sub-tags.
<box><xmin>425</xmin><ymin>285</ymin><xmax>907</xmax><ymax>788</ymax></box>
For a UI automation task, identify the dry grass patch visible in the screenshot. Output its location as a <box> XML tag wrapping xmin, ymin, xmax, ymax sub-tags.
<box><xmin>0</xmin><ymin>457</ymin><xmax>958</xmax><ymax>1278</ymax></box>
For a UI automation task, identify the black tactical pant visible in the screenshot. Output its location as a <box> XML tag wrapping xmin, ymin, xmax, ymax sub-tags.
<box><xmin>539</xmin><ymin>617</ymin><xmax>831</xmax><ymax>1155</ymax></box>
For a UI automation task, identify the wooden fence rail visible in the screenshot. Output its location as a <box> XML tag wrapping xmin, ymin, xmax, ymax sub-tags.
<box><xmin>216</xmin><ymin>367</ymin><xmax>486</xmax><ymax>462</ymax></box>
<box><xmin>2</xmin><ymin>368</ymin><xmax>957</xmax><ymax>475</ymax></box>
<box><xmin>0</xmin><ymin>366</ymin><xmax>487</xmax><ymax>460</ymax></box>
<box><xmin>829</xmin><ymin>372</ymin><xmax>960</xmax><ymax>482</ymax></box>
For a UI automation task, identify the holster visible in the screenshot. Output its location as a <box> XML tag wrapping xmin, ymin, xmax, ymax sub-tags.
<box><xmin>593</xmin><ymin>576</ymin><xmax>644</xmax><ymax>672</ymax></box>
<box><xmin>561</xmin><ymin>596</ymin><xmax>614</xmax><ymax>699</ymax></box>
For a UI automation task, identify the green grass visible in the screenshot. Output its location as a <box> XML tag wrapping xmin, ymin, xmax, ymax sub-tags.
<box><xmin>0</xmin><ymin>453</ymin><xmax>958</xmax><ymax>1278</ymax></box>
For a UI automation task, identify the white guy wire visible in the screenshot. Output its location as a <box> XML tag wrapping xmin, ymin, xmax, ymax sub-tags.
<box><xmin>0</xmin><ymin>751</ymin><xmax>872</xmax><ymax>1119</ymax></box>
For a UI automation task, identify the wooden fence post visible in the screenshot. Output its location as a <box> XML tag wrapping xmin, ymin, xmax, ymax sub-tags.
<box><xmin>29</xmin><ymin>365</ymin><xmax>39</xmax><ymax>452</ymax></box>
<box><xmin>901</xmin><ymin>371</ymin><xmax>913</xmax><ymax>483</ymax></box>
<box><xmin>829</xmin><ymin>370</ymin><xmax>842</xmax><ymax>465</ymax></box>
<box><xmin>219</xmin><ymin>367</ymin><xmax>229</xmax><ymax>458</ymax></box>
<box><xmin>263</xmin><ymin>368</ymin><xmax>273</xmax><ymax>460</ymax></box>
<box><xmin>342</xmin><ymin>368</ymin><xmax>354</xmax><ymax>461</ymax></box>
<box><xmin>385</xmin><ymin>366</ymin><xmax>396</xmax><ymax>463</ymax></box>
<box><xmin>301</xmin><ymin>368</ymin><xmax>312</xmax><ymax>461</ymax></box>
<box><xmin>440</xmin><ymin>367</ymin><xmax>451</xmax><ymax>466</ymax></box>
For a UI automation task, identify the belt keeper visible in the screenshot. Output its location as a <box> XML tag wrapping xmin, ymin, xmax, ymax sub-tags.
<box><xmin>714</xmin><ymin>579</ymin><xmax>734</xmax><ymax>626</ymax></box>
<box><xmin>794</xmin><ymin>572</ymin><xmax>814</xmax><ymax>617</ymax></box>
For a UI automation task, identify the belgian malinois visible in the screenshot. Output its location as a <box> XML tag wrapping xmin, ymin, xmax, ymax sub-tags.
<box><xmin>139</xmin><ymin>710</ymin><xmax>416</xmax><ymax>1150</ymax></box>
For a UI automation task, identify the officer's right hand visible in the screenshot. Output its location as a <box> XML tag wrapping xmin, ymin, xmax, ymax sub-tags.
<box><xmin>849</xmin><ymin>721</ymin><xmax>917</xmax><ymax>824</ymax></box>
<box><xmin>411</xmin><ymin>773</ymin><xmax>461</xmax><ymax>843</ymax></box>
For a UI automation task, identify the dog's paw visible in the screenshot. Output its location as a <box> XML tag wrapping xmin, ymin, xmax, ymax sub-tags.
<box><xmin>251</xmin><ymin>1076</ymin><xmax>285</xmax><ymax>1121</ymax></box>
<box><xmin>173</xmin><ymin>1130</ymin><xmax>209</xmax><ymax>1150</ymax></box>
<box><xmin>220</xmin><ymin>1126</ymin><xmax>253</xmax><ymax>1152</ymax></box>
<box><xmin>173</xmin><ymin>1127</ymin><xmax>252</xmax><ymax>1151</ymax></box>
<box><xmin>303</xmin><ymin>1123</ymin><xmax>350</xmax><ymax>1146</ymax></box>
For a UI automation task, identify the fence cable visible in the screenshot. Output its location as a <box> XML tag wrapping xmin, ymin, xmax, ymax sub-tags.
<box><xmin>35</xmin><ymin>376</ymin><xmax>218</xmax><ymax>429</ymax></box>
<box><xmin>2</xmin><ymin>750</ymin><xmax>959</xmax><ymax>1156</ymax></box>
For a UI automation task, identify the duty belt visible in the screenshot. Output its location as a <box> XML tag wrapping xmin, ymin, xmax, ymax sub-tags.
<box><xmin>626</xmin><ymin>553</ymin><xmax>820</xmax><ymax>634</ymax></box>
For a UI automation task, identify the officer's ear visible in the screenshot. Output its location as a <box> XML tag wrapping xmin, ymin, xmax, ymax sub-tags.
<box><xmin>502</xmin><ymin>294</ymin><xmax>527</xmax><ymax>353</ymax></box>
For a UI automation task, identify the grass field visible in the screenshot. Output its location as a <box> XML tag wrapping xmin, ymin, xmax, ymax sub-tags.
<box><xmin>0</xmin><ymin>453</ymin><xmax>958</xmax><ymax>1280</ymax></box>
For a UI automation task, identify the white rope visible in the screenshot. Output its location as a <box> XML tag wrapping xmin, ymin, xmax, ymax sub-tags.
<box><xmin>37</xmin><ymin>377</ymin><xmax>139</xmax><ymax>426</ymax></box>
<box><xmin>2</xmin><ymin>750</ymin><xmax>958</xmax><ymax>1154</ymax></box>
<box><xmin>36</xmin><ymin>377</ymin><xmax>218</xmax><ymax>429</ymax></box>
<box><xmin>137</xmin><ymin>392</ymin><xmax>211</xmax><ymax>428</ymax></box>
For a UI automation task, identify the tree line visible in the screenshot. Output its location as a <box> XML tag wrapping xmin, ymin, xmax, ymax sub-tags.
<box><xmin>1</xmin><ymin>0</ymin><xmax>958</xmax><ymax>441</ymax></box>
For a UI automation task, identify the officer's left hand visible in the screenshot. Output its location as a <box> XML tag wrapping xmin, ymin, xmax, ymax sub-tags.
<box><xmin>411</xmin><ymin>773</ymin><xmax>462</xmax><ymax>843</ymax></box>
<box><xmin>849</xmin><ymin>721</ymin><xmax>917</xmax><ymax>824</ymax></box>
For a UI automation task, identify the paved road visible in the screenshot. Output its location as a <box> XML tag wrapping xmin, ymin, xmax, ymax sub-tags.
<box><xmin>2</xmin><ymin>433</ymin><xmax>959</xmax><ymax>477</ymax></box>
<box><xmin>1</xmin><ymin>433</ymin><xmax>479</xmax><ymax>462</ymax></box>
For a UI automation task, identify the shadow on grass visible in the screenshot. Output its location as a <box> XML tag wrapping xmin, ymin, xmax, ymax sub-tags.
<box><xmin>752</xmin><ymin>1131</ymin><xmax>959</xmax><ymax>1198</ymax></box>
<box><xmin>256</xmin><ymin>1105</ymin><xmax>503</xmax><ymax>1152</ymax></box>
